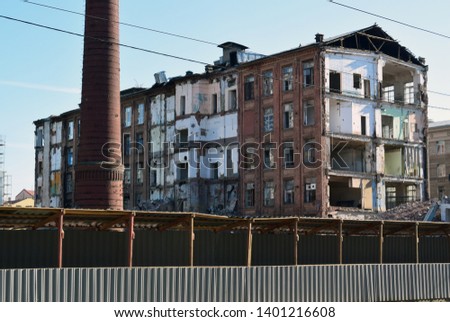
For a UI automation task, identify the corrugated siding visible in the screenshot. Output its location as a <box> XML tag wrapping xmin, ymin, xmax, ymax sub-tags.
<box><xmin>1</xmin><ymin>230</ymin><xmax>450</xmax><ymax>269</ymax></box>
<box><xmin>1</xmin><ymin>264</ymin><xmax>449</xmax><ymax>302</ymax></box>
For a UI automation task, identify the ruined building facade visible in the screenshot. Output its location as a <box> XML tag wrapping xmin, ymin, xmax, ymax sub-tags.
<box><xmin>34</xmin><ymin>25</ymin><xmax>429</xmax><ymax>217</ymax></box>
<box><xmin>238</xmin><ymin>25</ymin><xmax>428</xmax><ymax>217</ymax></box>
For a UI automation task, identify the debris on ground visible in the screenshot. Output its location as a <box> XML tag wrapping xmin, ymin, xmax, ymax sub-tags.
<box><xmin>379</xmin><ymin>200</ymin><xmax>433</xmax><ymax>221</ymax></box>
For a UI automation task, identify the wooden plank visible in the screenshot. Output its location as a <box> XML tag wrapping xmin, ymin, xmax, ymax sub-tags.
<box><xmin>33</xmin><ymin>213</ymin><xmax>60</xmax><ymax>230</ymax></box>
<box><xmin>293</xmin><ymin>219</ymin><xmax>299</xmax><ymax>266</ymax></box>
<box><xmin>157</xmin><ymin>216</ymin><xmax>191</xmax><ymax>232</ymax></box>
<box><xmin>338</xmin><ymin>220</ymin><xmax>343</xmax><ymax>265</ymax></box>
<box><xmin>189</xmin><ymin>215</ymin><xmax>195</xmax><ymax>267</ymax></box>
<box><xmin>415</xmin><ymin>223</ymin><xmax>420</xmax><ymax>264</ymax></box>
<box><xmin>98</xmin><ymin>215</ymin><xmax>129</xmax><ymax>231</ymax></box>
<box><xmin>57</xmin><ymin>210</ymin><xmax>64</xmax><ymax>268</ymax></box>
<box><xmin>379</xmin><ymin>222</ymin><xmax>384</xmax><ymax>264</ymax></box>
<box><xmin>246</xmin><ymin>221</ymin><xmax>253</xmax><ymax>267</ymax></box>
<box><xmin>214</xmin><ymin>220</ymin><xmax>247</xmax><ymax>233</ymax></box>
<box><xmin>127</xmin><ymin>213</ymin><xmax>135</xmax><ymax>268</ymax></box>
<box><xmin>306</xmin><ymin>222</ymin><xmax>339</xmax><ymax>235</ymax></box>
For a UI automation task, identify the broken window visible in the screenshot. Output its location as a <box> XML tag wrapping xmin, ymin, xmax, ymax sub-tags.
<box><xmin>283</xmin><ymin>103</ymin><xmax>294</xmax><ymax>129</ymax></box>
<box><xmin>180</xmin><ymin>95</ymin><xmax>186</xmax><ymax>115</ymax></box>
<box><xmin>264</xmin><ymin>108</ymin><xmax>274</xmax><ymax>132</ymax></box>
<box><xmin>245</xmin><ymin>183</ymin><xmax>255</xmax><ymax>208</ymax></box>
<box><xmin>361</xmin><ymin>116</ymin><xmax>367</xmax><ymax>136</ymax></box>
<box><xmin>241</xmin><ymin>145</ymin><xmax>258</xmax><ymax>169</ymax></box>
<box><xmin>329</xmin><ymin>71</ymin><xmax>341</xmax><ymax>93</ymax></box>
<box><xmin>67</xmin><ymin>121</ymin><xmax>74</xmax><ymax>141</ymax></box>
<box><xmin>364</xmin><ymin>79</ymin><xmax>371</xmax><ymax>98</ymax></box>
<box><xmin>303</xmin><ymin>100</ymin><xmax>314</xmax><ymax>126</ymax></box>
<box><xmin>263</xmin><ymin>70</ymin><xmax>273</xmax><ymax>96</ymax></box>
<box><xmin>381</xmin><ymin>116</ymin><xmax>394</xmax><ymax>139</ymax></box>
<box><xmin>66</xmin><ymin>147</ymin><xmax>73</xmax><ymax>167</ymax></box>
<box><xmin>124</xmin><ymin>168</ymin><xmax>131</xmax><ymax>184</ymax></box>
<box><xmin>438</xmin><ymin>186</ymin><xmax>446</xmax><ymax>200</ymax></box>
<box><xmin>65</xmin><ymin>173</ymin><xmax>73</xmax><ymax>193</ymax></box>
<box><xmin>284</xmin><ymin>179</ymin><xmax>294</xmax><ymax>204</ymax></box>
<box><xmin>210</xmin><ymin>162</ymin><xmax>219</xmax><ymax>179</ymax></box>
<box><xmin>264</xmin><ymin>144</ymin><xmax>276</xmax><ymax>169</ymax></box>
<box><xmin>282</xmin><ymin>66</ymin><xmax>293</xmax><ymax>91</ymax></box>
<box><xmin>177</xmin><ymin>129</ymin><xmax>189</xmax><ymax>147</ymax></box>
<box><xmin>228</xmin><ymin>89</ymin><xmax>237</xmax><ymax>110</ymax></box>
<box><xmin>35</xmin><ymin>128</ymin><xmax>44</xmax><ymax>147</ymax></box>
<box><xmin>382</xmin><ymin>85</ymin><xmax>395</xmax><ymax>103</ymax></box>
<box><xmin>136</xmin><ymin>132</ymin><xmax>144</xmax><ymax>154</ymax></box>
<box><xmin>303</xmin><ymin>61</ymin><xmax>314</xmax><ymax>87</ymax></box>
<box><xmin>283</xmin><ymin>142</ymin><xmax>295</xmax><ymax>168</ymax></box>
<box><xmin>244</xmin><ymin>75</ymin><xmax>255</xmax><ymax>100</ymax></box>
<box><xmin>177</xmin><ymin>162</ymin><xmax>188</xmax><ymax>181</ymax></box>
<box><xmin>437</xmin><ymin>164</ymin><xmax>446</xmax><ymax>178</ymax></box>
<box><xmin>150</xmin><ymin>169</ymin><xmax>157</xmax><ymax>186</ymax></box>
<box><xmin>212</xmin><ymin>93</ymin><xmax>218</xmax><ymax>114</ymax></box>
<box><xmin>263</xmin><ymin>181</ymin><xmax>275</xmax><ymax>207</ymax></box>
<box><xmin>304</xmin><ymin>178</ymin><xmax>316</xmax><ymax>203</ymax></box>
<box><xmin>303</xmin><ymin>141</ymin><xmax>316</xmax><ymax>166</ymax></box>
<box><xmin>136</xmin><ymin>162</ymin><xmax>144</xmax><ymax>184</ymax></box>
<box><xmin>124</xmin><ymin>107</ymin><xmax>132</xmax><ymax>127</ymax></box>
<box><xmin>406</xmin><ymin>185</ymin><xmax>417</xmax><ymax>202</ymax></box>
<box><xmin>123</xmin><ymin>134</ymin><xmax>131</xmax><ymax>156</ymax></box>
<box><xmin>437</xmin><ymin>141</ymin><xmax>445</xmax><ymax>155</ymax></box>
<box><xmin>386</xmin><ymin>187</ymin><xmax>396</xmax><ymax>209</ymax></box>
<box><xmin>137</xmin><ymin>103</ymin><xmax>145</xmax><ymax>125</ymax></box>
<box><xmin>404</xmin><ymin>82</ymin><xmax>414</xmax><ymax>104</ymax></box>
<box><xmin>353</xmin><ymin>73</ymin><xmax>361</xmax><ymax>89</ymax></box>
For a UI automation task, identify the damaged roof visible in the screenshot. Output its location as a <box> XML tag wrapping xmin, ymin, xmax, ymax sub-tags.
<box><xmin>322</xmin><ymin>24</ymin><xmax>425</xmax><ymax>66</ymax></box>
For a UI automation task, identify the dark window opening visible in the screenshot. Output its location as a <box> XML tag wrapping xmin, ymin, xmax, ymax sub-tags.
<box><xmin>330</xmin><ymin>71</ymin><xmax>341</xmax><ymax>93</ymax></box>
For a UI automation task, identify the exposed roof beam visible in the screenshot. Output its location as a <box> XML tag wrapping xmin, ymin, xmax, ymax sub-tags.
<box><xmin>32</xmin><ymin>213</ymin><xmax>61</xmax><ymax>230</ymax></box>
<box><xmin>98</xmin><ymin>214</ymin><xmax>132</xmax><ymax>231</ymax></box>
<box><xmin>157</xmin><ymin>215</ymin><xmax>193</xmax><ymax>232</ymax></box>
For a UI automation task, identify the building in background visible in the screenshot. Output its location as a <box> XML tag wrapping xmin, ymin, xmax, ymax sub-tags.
<box><xmin>34</xmin><ymin>25</ymin><xmax>429</xmax><ymax>217</ymax></box>
<box><xmin>428</xmin><ymin>121</ymin><xmax>450</xmax><ymax>200</ymax></box>
<box><xmin>3</xmin><ymin>189</ymin><xmax>34</xmax><ymax>207</ymax></box>
<box><xmin>238</xmin><ymin>25</ymin><xmax>428</xmax><ymax>217</ymax></box>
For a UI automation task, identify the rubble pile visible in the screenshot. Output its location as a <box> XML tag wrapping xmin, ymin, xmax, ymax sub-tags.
<box><xmin>380</xmin><ymin>200</ymin><xmax>433</xmax><ymax>221</ymax></box>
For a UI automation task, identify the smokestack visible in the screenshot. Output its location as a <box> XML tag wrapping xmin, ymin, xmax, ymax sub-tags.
<box><xmin>75</xmin><ymin>0</ymin><xmax>123</xmax><ymax>209</ymax></box>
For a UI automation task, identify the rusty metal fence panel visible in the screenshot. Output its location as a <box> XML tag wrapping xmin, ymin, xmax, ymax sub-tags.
<box><xmin>1</xmin><ymin>264</ymin><xmax>449</xmax><ymax>302</ymax></box>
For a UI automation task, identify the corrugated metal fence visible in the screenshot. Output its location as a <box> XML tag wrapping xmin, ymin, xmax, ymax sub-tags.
<box><xmin>1</xmin><ymin>264</ymin><xmax>449</xmax><ymax>302</ymax></box>
<box><xmin>1</xmin><ymin>230</ymin><xmax>449</xmax><ymax>268</ymax></box>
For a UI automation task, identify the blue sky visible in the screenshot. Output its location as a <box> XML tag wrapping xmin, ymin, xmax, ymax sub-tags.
<box><xmin>1</xmin><ymin>0</ymin><xmax>450</xmax><ymax>197</ymax></box>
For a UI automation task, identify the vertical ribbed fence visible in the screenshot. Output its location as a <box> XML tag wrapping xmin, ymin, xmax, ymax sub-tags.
<box><xmin>0</xmin><ymin>264</ymin><xmax>449</xmax><ymax>302</ymax></box>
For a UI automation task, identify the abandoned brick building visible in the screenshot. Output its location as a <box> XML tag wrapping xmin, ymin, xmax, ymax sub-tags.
<box><xmin>34</xmin><ymin>25</ymin><xmax>429</xmax><ymax>217</ymax></box>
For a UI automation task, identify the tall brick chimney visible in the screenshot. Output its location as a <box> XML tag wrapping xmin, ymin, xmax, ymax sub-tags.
<box><xmin>74</xmin><ymin>0</ymin><xmax>123</xmax><ymax>209</ymax></box>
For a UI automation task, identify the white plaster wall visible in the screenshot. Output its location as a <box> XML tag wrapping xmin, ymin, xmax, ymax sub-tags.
<box><xmin>42</xmin><ymin>121</ymin><xmax>51</xmax><ymax>207</ymax></box>
<box><xmin>50</xmin><ymin>147</ymin><xmax>61</xmax><ymax>171</ymax></box>
<box><xmin>325</xmin><ymin>52</ymin><xmax>378</xmax><ymax>96</ymax></box>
